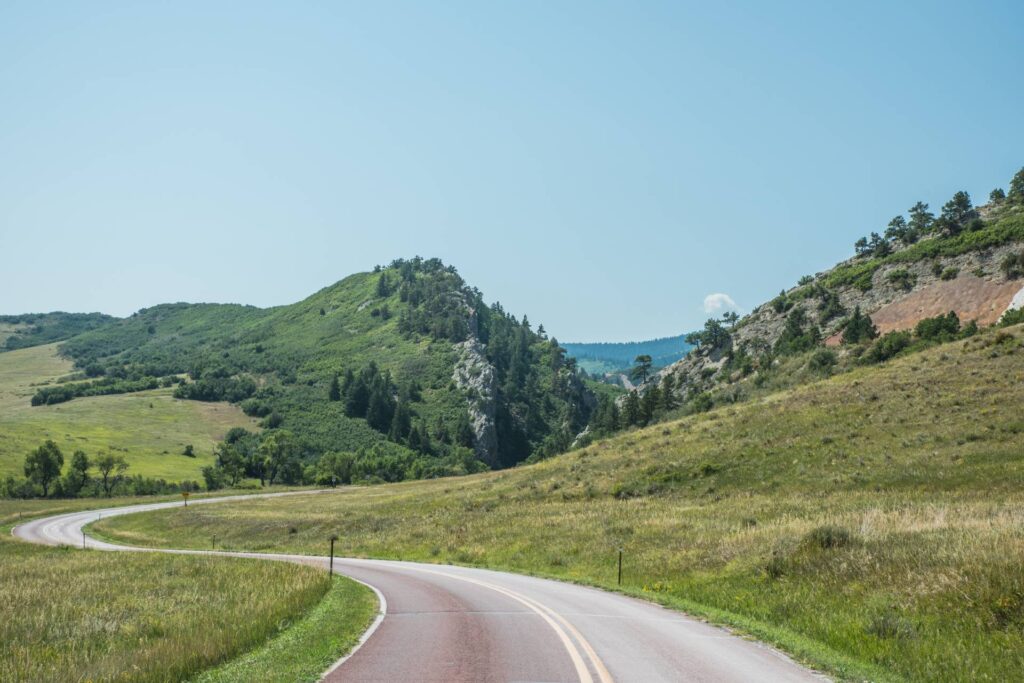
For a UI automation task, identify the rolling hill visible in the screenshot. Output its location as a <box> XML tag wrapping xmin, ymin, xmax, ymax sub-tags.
<box><xmin>3</xmin><ymin>257</ymin><xmax>594</xmax><ymax>490</ymax></box>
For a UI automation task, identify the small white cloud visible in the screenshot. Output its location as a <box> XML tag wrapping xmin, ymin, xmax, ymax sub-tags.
<box><xmin>703</xmin><ymin>293</ymin><xmax>740</xmax><ymax>315</ymax></box>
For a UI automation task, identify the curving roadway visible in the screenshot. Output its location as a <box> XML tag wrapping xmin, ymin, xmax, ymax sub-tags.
<box><xmin>12</xmin><ymin>492</ymin><xmax>825</xmax><ymax>682</ymax></box>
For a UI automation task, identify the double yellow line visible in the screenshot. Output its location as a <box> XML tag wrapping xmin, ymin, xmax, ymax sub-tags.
<box><xmin>404</xmin><ymin>565</ymin><xmax>614</xmax><ymax>683</ymax></box>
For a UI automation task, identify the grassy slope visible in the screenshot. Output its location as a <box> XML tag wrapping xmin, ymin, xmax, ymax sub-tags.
<box><xmin>1</xmin><ymin>498</ymin><xmax>377</xmax><ymax>683</ymax></box>
<box><xmin>97</xmin><ymin>324</ymin><xmax>1024</xmax><ymax>681</ymax></box>
<box><xmin>0</xmin><ymin>344</ymin><xmax>257</xmax><ymax>478</ymax></box>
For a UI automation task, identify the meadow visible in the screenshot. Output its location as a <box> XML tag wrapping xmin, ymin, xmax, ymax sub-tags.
<box><xmin>0</xmin><ymin>498</ymin><xmax>376</xmax><ymax>683</ymax></box>
<box><xmin>96</xmin><ymin>324</ymin><xmax>1024</xmax><ymax>681</ymax></box>
<box><xmin>0</xmin><ymin>343</ymin><xmax>257</xmax><ymax>479</ymax></box>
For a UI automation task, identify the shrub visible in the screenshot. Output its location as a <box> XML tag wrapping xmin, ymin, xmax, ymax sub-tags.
<box><xmin>864</xmin><ymin>331</ymin><xmax>912</xmax><ymax>364</ymax></box>
<box><xmin>1000</xmin><ymin>308</ymin><xmax>1024</xmax><ymax>327</ymax></box>
<box><xmin>689</xmin><ymin>392</ymin><xmax>713</xmax><ymax>413</ymax></box>
<box><xmin>808</xmin><ymin>349</ymin><xmax>837</xmax><ymax>373</ymax></box>
<box><xmin>940</xmin><ymin>267</ymin><xmax>959</xmax><ymax>281</ymax></box>
<box><xmin>915</xmin><ymin>311</ymin><xmax>960</xmax><ymax>341</ymax></box>
<box><xmin>803</xmin><ymin>525</ymin><xmax>854</xmax><ymax>550</ymax></box>
<box><xmin>1001</xmin><ymin>251</ymin><xmax>1024</xmax><ymax>279</ymax></box>
<box><xmin>886</xmin><ymin>269</ymin><xmax>916</xmax><ymax>291</ymax></box>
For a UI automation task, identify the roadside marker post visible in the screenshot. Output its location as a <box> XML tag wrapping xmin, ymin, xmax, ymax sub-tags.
<box><xmin>617</xmin><ymin>549</ymin><xmax>623</xmax><ymax>586</ymax></box>
<box><xmin>329</xmin><ymin>535</ymin><xmax>338</xmax><ymax>576</ymax></box>
<box><xmin>182</xmin><ymin>491</ymin><xmax>190</xmax><ymax>507</ymax></box>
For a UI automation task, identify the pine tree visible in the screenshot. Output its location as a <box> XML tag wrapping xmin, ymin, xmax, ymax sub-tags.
<box><xmin>1009</xmin><ymin>168</ymin><xmax>1024</xmax><ymax>203</ymax></box>
<box><xmin>328</xmin><ymin>374</ymin><xmax>341</xmax><ymax>401</ymax></box>
<box><xmin>389</xmin><ymin>402</ymin><xmax>412</xmax><ymax>443</ymax></box>
<box><xmin>640</xmin><ymin>385</ymin><xmax>661</xmax><ymax>425</ymax></box>
<box><xmin>623</xmin><ymin>391</ymin><xmax>641</xmax><ymax>426</ymax></box>
<box><xmin>660</xmin><ymin>375</ymin><xmax>678</xmax><ymax>411</ymax></box>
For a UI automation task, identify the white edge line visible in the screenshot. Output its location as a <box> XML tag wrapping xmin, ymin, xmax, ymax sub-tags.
<box><xmin>318</xmin><ymin>575</ymin><xmax>388</xmax><ymax>681</ymax></box>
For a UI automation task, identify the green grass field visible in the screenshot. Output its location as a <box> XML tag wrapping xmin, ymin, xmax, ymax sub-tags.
<box><xmin>1</xmin><ymin>498</ymin><xmax>377</xmax><ymax>683</ymax></box>
<box><xmin>0</xmin><ymin>344</ymin><xmax>258</xmax><ymax>479</ymax></box>
<box><xmin>95</xmin><ymin>324</ymin><xmax>1024</xmax><ymax>681</ymax></box>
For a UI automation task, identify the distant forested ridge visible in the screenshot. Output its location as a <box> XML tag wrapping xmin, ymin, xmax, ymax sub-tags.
<box><xmin>563</xmin><ymin>335</ymin><xmax>694</xmax><ymax>374</ymax></box>
<box><xmin>44</xmin><ymin>257</ymin><xmax>593</xmax><ymax>483</ymax></box>
<box><xmin>0</xmin><ymin>312</ymin><xmax>116</xmax><ymax>351</ymax></box>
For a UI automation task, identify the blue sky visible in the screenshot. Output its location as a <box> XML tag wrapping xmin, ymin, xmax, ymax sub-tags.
<box><xmin>1</xmin><ymin>1</ymin><xmax>1021</xmax><ymax>341</ymax></box>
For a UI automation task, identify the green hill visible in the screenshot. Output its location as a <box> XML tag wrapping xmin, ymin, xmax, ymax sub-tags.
<box><xmin>28</xmin><ymin>258</ymin><xmax>593</xmax><ymax>486</ymax></box>
<box><xmin>96</xmin><ymin>321</ymin><xmax>1024</xmax><ymax>682</ymax></box>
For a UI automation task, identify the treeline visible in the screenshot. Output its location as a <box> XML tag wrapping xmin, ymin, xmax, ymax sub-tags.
<box><xmin>854</xmin><ymin>167</ymin><xmax>1024</xmax><ymax>259</ymax></box>
<box><xmin>31</xmin><ymin>376</ymin><xmax>171</xmax><ymax>406</ymax></box>
<box><xmin>0</xmin><ymin>312</ymin><xmax>116</xmax><ymax>351</ymax></box>
<box><xmin>2</xmin><ymin>440</ymin><xmax>199</xmax><ymax>499</ymax></box>
<box><xmin>201</xmin><ymin>426</ymin><xmax>487</xmax><ymax>490</ymax></box>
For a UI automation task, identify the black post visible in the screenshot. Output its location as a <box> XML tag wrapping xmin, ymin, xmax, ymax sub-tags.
<box><xmin>212</xmin><ymin>535</ymin><xmax>216</xmax><ymax>549</ymax></box>
<box><xmin>617</xmin><ymin>549</ymin><xmax>623</xmax><ymax>586</ymax></box>
<box><xmin>329</xmin><ymin>537</ymin><xmax>335</xmax><ymax>577</ymax></box>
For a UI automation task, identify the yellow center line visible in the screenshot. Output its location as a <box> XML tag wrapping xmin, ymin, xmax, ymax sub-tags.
<box><xmin>399</xmin><ymin>564</ymin><xmax>615</xmax><ymax>683</ymax></box>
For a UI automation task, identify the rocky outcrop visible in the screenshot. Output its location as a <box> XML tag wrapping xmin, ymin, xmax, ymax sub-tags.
<box><xmin>452</xmin><ymin>337</ymin><xmax>499</xmax><ymax>468</ymax></box>
<box><xmin>656</xmin><ymin>231</ymin><xmax>1024</xmax><ymax>401</ymax></box>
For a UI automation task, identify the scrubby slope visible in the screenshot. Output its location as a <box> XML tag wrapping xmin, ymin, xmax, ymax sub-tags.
<box><xmin>97</xmin><ymin>323</ymin><xmax>1024</xmax><ymax>681</ymax></box>
<box><xmin>56</xmin><ymin>258</ymin><xmax>593</xmax><ymax>480</ymax></box>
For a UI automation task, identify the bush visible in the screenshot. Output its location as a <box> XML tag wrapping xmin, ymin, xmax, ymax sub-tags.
<box><xmin>940</xmin><ymin>267</ymin><xmax>959</xmax><ymax>281</ymax></box>
<box><xmin>886</xmin><ymin>269</ymin><xmax>916</xmax><ymax>291</ymax></box>
<box><xmin>803</xmin><ymin>525</ymin><xmax>854</xmax><ymax>550</ymax></box>
<box><xmin>915</xmin><ymin>311</ymin><xmax>960</xmax><ymax>341</ymax></box>
<box><xmin>1001</xmin><ymin>308</ymin><xmax>1024</xmax><ymax>327</ymax></box>
<box><xmin>808</xmin><ymin>349</ymin><xmax>838</xmax><ymax>373</ymax></box>
<box><xmin>864</xmin><ymin>331</ymin><xmax>912</xmax><ymax>364</ymax></box>
<box><xmin>1001</xmin><ymin>251</ymin><xmax>1024</xmax><ymax>279</ymax></box>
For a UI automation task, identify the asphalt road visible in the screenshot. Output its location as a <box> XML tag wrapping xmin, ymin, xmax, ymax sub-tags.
<box><xmin>13</xmin><ymin>492</ymin><xmax>825</xmax><ymax>682</ymax></box>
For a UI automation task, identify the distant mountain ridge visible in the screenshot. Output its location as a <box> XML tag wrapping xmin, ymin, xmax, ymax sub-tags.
<box><xmin>563</xmin><ymin>334</ymin><xmax>694</xmax><ymax>375</ymax></box>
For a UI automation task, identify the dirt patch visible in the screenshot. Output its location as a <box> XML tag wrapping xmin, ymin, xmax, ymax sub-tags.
<box><xmin>870</xmin><ymin>275</ymin><xmax>1023</xmax><ymax>334</ymax></box>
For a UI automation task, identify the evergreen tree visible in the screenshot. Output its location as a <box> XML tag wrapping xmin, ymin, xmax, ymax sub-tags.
<box><xmin>344</xmin><ymin>375</ymin><xmax>370</xmax><ymax>417</ymax></box>
<box><xmin>640</xmin><ymin>385</ymin><xmax>661</xmax><ymax>425</ymax></box>
<box><xmin>376</xmin><ymin>272</ymin><xmax>391</xmax><ymax>297</ymax></box>
<box><xmin>990</xmin><ymin>188</ymin><xmax>1006</xmax><ymax>204</ymax></box>
<box><xmin>389</xmin><ymin>402</ymin><xmax>412</xmax><ymax>443</ymax></box>
<box><xmin>1009</xmin><ymin>167</ymin><xmax>1024</xmax><ymax>203</ymax></box>
<box><xmin>631</xmin><ymin>355</ymin><xmax>653</xmax><ymax>384</ymax></box>
<box><xmin>328</xmin><ymin>374</ymin><xmax>341</xmax><ymax>401</ymax></box>
<box><xmin>841</xmin><ymin>306</ymin><xmax>879</xmax><ymax>344</ymax></box>
<box><xmin>938</xmin><ymin>191</ymin><xmax>976</xmax><ymax>234</ymax></box>
<box><xmin>365</xmin><ymin>385</ymin><xmax>395</xmax><ymax>432</ymax></box>
<box><xmin>908</xmin><ymin>201</ymin><xmax>934</xmax><ymax>235</ymax></box>
<box><xmin>623</xmin><ymin>391</ymin><xmax>641</xmax><ymax>426</ymax></box>
<box><xmin>660</xmin><ymin>375</ymin><xmax>678</xmax><ymax>411</ymax></box>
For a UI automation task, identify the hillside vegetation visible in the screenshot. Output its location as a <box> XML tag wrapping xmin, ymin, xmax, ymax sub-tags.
<box><xmin>96</xmin><ymin>323</ymin><xmax>1024</xmax><ymax>682</ymax></box>
<box><xmin>0</xmin><ymin>312</ymin><xmax>115</xmax><ymax>351</ymax></box>
<box><xmin>0</xmin><ymin>344</ymin><xmax>256</xmax><ymax>481</ymax></box>
<box><xmin>43</xmin><ymin>258</ymin><xmax>592</xmax><ymax>486</ymax></box>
